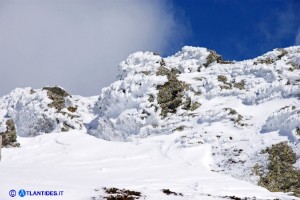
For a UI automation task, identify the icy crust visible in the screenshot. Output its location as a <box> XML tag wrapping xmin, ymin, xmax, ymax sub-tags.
<box><xmin>0</xmin><ymin>87</ymin><xmax>96</xmax><ymax>137</ymax></box>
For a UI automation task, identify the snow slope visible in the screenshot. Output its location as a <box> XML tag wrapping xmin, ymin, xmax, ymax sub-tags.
<box><xmin>1</xmin><ymin>46</ymin><xmax>300</xmax><ymax>199</ymax></box>
<box><xmin>0</xmin><ymin>131</ymin><xmax>297</xmax><ymax>200</ymax></box>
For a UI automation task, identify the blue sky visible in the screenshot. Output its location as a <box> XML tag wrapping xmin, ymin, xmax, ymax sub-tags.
<box><xmin>171</xmin><ymin>0</ymin><xmax>300</xmax><ymax>60</ymax></box>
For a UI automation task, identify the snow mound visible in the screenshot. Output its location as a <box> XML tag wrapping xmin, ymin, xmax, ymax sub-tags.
<box><xmin>0</xmin><ymin>87</ymin><xmax>96</xmax><ymax>137</ymax></box>
<box><xmin>261</xmin><ymin>104</ymin><xmax>300</xmax><ymax>141</ymax></box>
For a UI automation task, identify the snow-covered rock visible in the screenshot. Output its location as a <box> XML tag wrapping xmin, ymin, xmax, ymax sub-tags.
<box><xmin>0</xmin><ymin>86</ymin><xmax>96</xmax><ymax>137</ymax></box>
<box><xmin>90</xmin><ymin>46</ymin><xmax>300</xmax><ymax>141</ymax></box>
<box><xmin>87</xmin><ymin>46</ymin><xmax>300</xmax><ymax>197</ymax></box>
<box><xmin>1</xmin><ymin>45</ymin><xmax>300</xmax><ymax>198</ymax></box>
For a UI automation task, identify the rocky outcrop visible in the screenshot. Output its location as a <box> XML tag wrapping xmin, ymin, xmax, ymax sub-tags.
<box><xmin>0</xmin><ymin>86</ymin><xmax>96</xmax><ymax>137</ymax></box>
<box><xmin>42</xmin><ymin>86</ymin><xmax>70</xmax><ymax>111</ymax></box>
<box><xmin>203</xmin><ymin>50</ymin><xmax>234</xmax><ymax>68</ymax></box>
<box><xmin>257</xmin><ymin>142</ymin><xmax>300</xmax><ymax>197</ymax></box>
<box><xmin>156</xmin><ymin>61</ymin><xmax>188</xmax><ymax>117</ymax></box>
<box><xmin>203</xmin><ymin>50</ymin><xmax>223</xmax><ymax>67</ymax></box>
<box><xmin>0</xmin><ymin>119</ymin><xmax>19</xmax><ymax>147</ymax></box>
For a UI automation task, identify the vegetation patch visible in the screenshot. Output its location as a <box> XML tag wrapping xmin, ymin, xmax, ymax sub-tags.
<box><xmin>0</xmin><ymin>119</ymin><xmax>20</xmax><ymax>147</ymax></box>
<box><xmin>156</xmin><ymin>60</ymin><xmax>188</xmax><ymax>117</ymax></box>
<box><xmin>257</xmin><ymin>142</ymin><xmax>300</xmax><ymax>197</ymax></box>
<box><xmin>43</xmin><ymin>86</ymin><xmax>70</xmax><ymax>111</ymax></box>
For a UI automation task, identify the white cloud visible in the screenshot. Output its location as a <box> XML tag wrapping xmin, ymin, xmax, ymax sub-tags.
<box><xmin>0</xmin><ymin>0</ymin><xmax>187</xmax><ymax>96</ymax></box>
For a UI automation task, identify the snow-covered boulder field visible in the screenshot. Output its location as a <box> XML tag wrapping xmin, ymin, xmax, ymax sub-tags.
<box><xmin>1</xmin><ymin>46</ymin><xmax>300</xmax><ymax>199</ymax></box>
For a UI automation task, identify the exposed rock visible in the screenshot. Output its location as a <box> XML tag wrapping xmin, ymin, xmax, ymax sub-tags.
<box><xmin>296</xmin><ymin>127</ymin><xmax>300</xmax><ymax>136</ymax></box>
<box><xmin>101</xmin><ymin>187</ymin><xmax>142</xmax><ymax>200</ymax></box>
<box><xmin>0</xmin><ymin>119</ymin><xmax>19</xmax><ymax>147</ymax></box>
<box><xmin>233</xmin><ymin>80</ymin><xmax>245</xmax><ymax>90</ymax></box>
<box><xmin>161</xmin><ymin>189</ymin><xmax>183</xmax><ymax>196</ymax></box>
<box><xmin>172</xmin><ymin>125</ymin><xmax>186</xmax><ymax>132</ymax></box>
<box><xmin>61</xmin><ymin>121</ymin><xmax>76</xmax><ymax>132</ymax></box>
<box><xmin>224</xmin><ymin>108</ymin><xmax>245</xmax><ymax>126</ymax></box>
<box><xmin>182</xmin><ymin>97</ymin><xmax>201</xmax><ymax>111</ymax></box>
<box><xmin>218</xmin><ymin>75</ymin><xmax>228</xmax><ymax>83</ymax></box>
<box><xmin>30</xmin><ymin>89</ymin><xmax>36</xmax><ymax>94</ymax></box>
<box><xmin>254</xmin><ymin>57</ymin><xmax>274</xmax><ymax>65</ymax></box>
<box><xmin>203</xmin><ymin>50</ymin><xmax>223</xmax><ymax>67</ymax></box>
<box><xmin>67</xmin><ymin>106</ymin><xmax>77</xmax><ymax>113</ymax></box>
<box><xmin>190</xmin><ymin>102</ymin><xmax>201</xmax><ymax>111</ymax></box>
<box><xmin>254</xmin><ymin>48</ymin><xmax>288</xmax><ymax>65</ymax></box>
<box><xmin>148</xmin><ymin>94</ymin><xmax>154</xmax><ymax>102</ymax></box>
<box><xmin>43</xmin><ymin>86</ymin><xmax>70</xmax><ymax>111</ymax></box>
<box><xmin>218</xmin><ymin>75</ymin><xmax>232</xmax><ymax>90</ymax></box>
<box><xmin>156</xmin><ymin>63</ymin><xmax>188</xmax><ymax>117</ymax></box>
<box><xmin>141</xmin><ymin>71</ymin><xmax>151</xmax><ymax>75</ymax></box>
<box><xmin>258</xmin><ymin>142</ymin><xmax>300</xmax><ymax>197</ymax></box>
<box><xmin>276</xmin><ymin>48</ymin><xmax>288</xmax><ymax>59</ymax></box>
<box><xmin>182</xmin><ymin>97</ymin><xmax>191</xmax><ymax>110</ymax></box>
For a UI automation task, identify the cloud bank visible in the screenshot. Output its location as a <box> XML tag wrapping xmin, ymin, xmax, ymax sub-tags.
<box><xmin>0</xmin><ymin>0</ymin><xmax>186</xmax><ymax>96</ymax></box>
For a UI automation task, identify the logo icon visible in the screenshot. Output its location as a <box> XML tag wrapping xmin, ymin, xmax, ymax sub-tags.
<box><xmin>9</xmin><ymin>190</ymin><xmax>16</xmax><ymax>197</ymax></box>
<box><xmin>18</xmin><ymin>189</ymin><xmax>26</xmax><ymax>197</ymax></box>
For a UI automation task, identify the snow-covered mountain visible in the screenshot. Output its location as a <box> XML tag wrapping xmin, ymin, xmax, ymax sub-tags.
<box><xmin>0</xmin><ymin>46</ymin><xmax>300</xmax><ymax>200</ymax></box>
